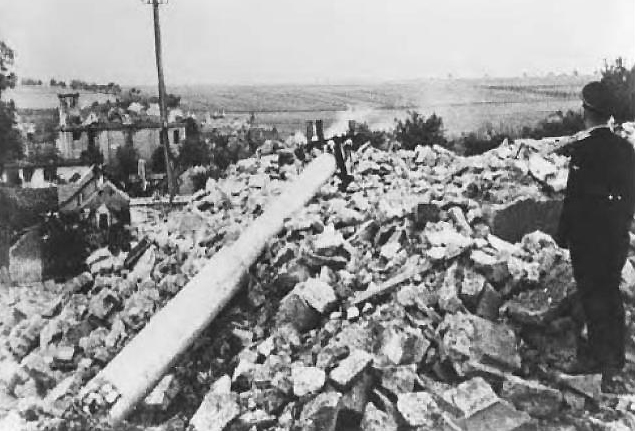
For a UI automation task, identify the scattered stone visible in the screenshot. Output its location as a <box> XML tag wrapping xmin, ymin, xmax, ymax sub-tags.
<box><xmin>346</xmin><ymin>306</ymin><xmax>360</xmax><ymax>321</ymax></box>
<box><xmin>396</xmin><ymin>392</ymin><xmax>442</xmax><ymax>428</ymax></box>
<box><xmin>292</xmin><ymin>366</ymin><xmax>326</xmax><ymax>397</ymax></box>
<box><xmin>442</xmin><ymin>377</ymin><xmax>500</xmax><ymax>418</ymax></box>
<box><xmin>621</xmin><ymin>260</ymin><xmax>635</xmax><ymax>298</ymax></box>
<box><xmin>455</xmin><ymin>399</ymin><xmax>531</xmax><ymax>431</ymax></box>
<box><xmin>500</xmin><ymin>374</ymin><xmax>562</xmax><ymax>417</ymax></box>
<box><xmin>476</xmin><ymin>283</ymin><xmax>502</xmax><ymax>321</ymax></box>
<box><xmin>380</xmin><ymin>325</ymin><xmax>429</xmax><ymax>366</ymax></box>
<box><xmin>294</xmin><ymin>278</ymin><xmax>338</xmax><ymax>314</ymax></box>
<box><xmin>441</xmin><ymin>312</ymin><xmax>521</xmax><ymax>374</ymax></box>
<box><xmin>339</xmin><ymin>371</ymin><xmax>374</xmax><ymax>426</ymax></box>
<box><xmin>470</xmin><ymin>250</ymin><xmax>509</xmax><ymax>284</ymax></box>
<box><xmin>563</xmin><ymin>390</ymin><xmax>586</xmax><ymax>410</ymax></box>
<box><xmin>360</xmin><ymin>402</ymin><xmax>397</xmax><ymax>431</ymax></box>
<box><xmin>330</xmin><ymin>350</ymin><xmax>374</xmax><ymax>390</ymax></box>
<box><xmin>555</xmin><ymin>372</ymin><xmax>602</xmax><ymax>400</ymax></box>
<box><xmin>376</xmin><ymin>364</ymin><xmax>416</xmax><ymax>395</ymax></box>
<box><xmin>449</xmin><ymin>206</ymin><xmax>473</xmax><ymax>235</ymax></box>
<box><xmin>297</xmin><ymin>391</ymin><xmax>342</xmax><ymax>431</ymax></box>
<box><xmin>144</xmin><ymin>374</ymin><xmax>181</xmax><ymax>412</ymax></box>
<box><xmin>276</xmin><ymin>293</ymin><xmax>320</xmax><ymax>333</ymax></box>
<box><xmin>234</xmin><ymin>409</ymin><xmax>276</xmax><ymax>430</ymax></box>
<box><xmin>189</xmin><ymin>391</ymin><xmax>240</xmax><ymax>431</ymax></box>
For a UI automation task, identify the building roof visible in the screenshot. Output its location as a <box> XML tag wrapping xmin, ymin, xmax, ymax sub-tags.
<box><xmin>78</xmin><ymin>180</ymin><xmax>130</xmax><ymax>213</ymax></box>
<box><xmin>60</xmin><ymin>121</ymin><xmax>187</xmax><ymax>133</ymax></box>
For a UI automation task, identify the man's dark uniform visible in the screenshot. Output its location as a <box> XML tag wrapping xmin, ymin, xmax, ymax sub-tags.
<box><xmin>557</xmin><ymin>123</ymin><xmax>635</xmax><ymax>372</ymax></box>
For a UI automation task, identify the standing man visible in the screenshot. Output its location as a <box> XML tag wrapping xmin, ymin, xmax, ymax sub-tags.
<box><xmin>556</xmin><ymin>81</ymin><xmax>635</xmax><ymax>389</ymax></box>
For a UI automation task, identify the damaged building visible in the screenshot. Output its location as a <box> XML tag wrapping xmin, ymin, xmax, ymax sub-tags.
<box><xmin>55</xmin><ymin>93</ymin><xmax>186</xmax><ymax>165</ymax></box>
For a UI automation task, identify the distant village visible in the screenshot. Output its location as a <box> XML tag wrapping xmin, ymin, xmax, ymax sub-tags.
<box><xmin>0</xmin><ymin>88</ymin><xmax>281</xmax><ymax>283</ymax></box>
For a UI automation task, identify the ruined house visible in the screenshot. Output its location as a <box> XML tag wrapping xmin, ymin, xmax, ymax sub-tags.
<box><xmin>58</xmin><ymin>165</ymin><xmax>130</xmax><ymax>229</ymax></box>
<box><xmin>55</xmin><ymin>93</ymin><xmax>186</xmax><ymax>167</ymax></box>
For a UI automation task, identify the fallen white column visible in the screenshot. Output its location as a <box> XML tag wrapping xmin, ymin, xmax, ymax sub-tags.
<box><xmin>82</xmin><ymin>153</ymin><xmax>337</xmax><ymax>424</ymax></box>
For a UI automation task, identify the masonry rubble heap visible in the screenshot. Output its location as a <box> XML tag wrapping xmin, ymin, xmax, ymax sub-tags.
<box><xmin>2</xmin><ymin>125</ymin><xmax>635</xmax><ymax>430</ymax></box>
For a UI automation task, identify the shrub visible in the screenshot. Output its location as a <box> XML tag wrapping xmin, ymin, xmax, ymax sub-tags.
<box><xmin>394</xmin><ymin>111</ymin><xmax>447</xmax><ymax>150</ymax></box>
<box><xmin>190</xmin><ymin>165</ymin><xmax>223</xmax><ymax>192</ymax></box>
<box><xmin>80</xmin><ymin>145</ymin><xmax>104</xmax><ymax>166</ymax></box>
<box><xmin>113</xmin><ymin>144</ymin><xmax>139</xmax><ymax>186</ymax></box>
<box><xmin>179</xmin><ymin>137</ymin><xmax>212</xmax><ymax>168</ymax></box>
<box><xmin>354</xmin><ymin>122</ymin><xmax>388</xmax><ymax>149</ymax></box>
<box><xmin>519</xmin><ymin>109</ymin><xmax>584</xmax><ymax>139</ymax></box>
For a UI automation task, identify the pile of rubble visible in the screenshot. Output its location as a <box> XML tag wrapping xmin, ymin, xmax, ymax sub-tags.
<box><xmin>3</xmin><ymin>127</ymin><xmax>635</xmax><ymax>431</ymax></box>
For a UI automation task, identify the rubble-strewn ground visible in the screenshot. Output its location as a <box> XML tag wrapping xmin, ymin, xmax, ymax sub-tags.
<box><xmin>3</xmin><ymin>126</ymin><xmax>635</xmax><ymax>431</ymax></box>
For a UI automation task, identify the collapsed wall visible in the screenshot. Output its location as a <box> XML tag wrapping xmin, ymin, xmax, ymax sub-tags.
<box><xmin>2</xmin><ymin>126</ymin><xmax>635</xmax><ymax>431</ymax></box>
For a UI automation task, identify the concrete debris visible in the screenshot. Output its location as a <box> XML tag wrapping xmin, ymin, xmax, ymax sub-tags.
<box><xmin>376</xmin><ymin>364</ymin><xmax>416</xmax><ymax>395</ymax></box>
<box><xmin>297</xmin><ymin>391</ymin><xmax>342</xmax><ymax>431</ymax></box>
<box><xmin>339</xmin><ymin>371</ymin><xmax>373</xmax><ymax>425</ymax></box>
<box><xmin>144</xmin><ymin>374</ymin><xmax>181</xmax><ymax>412</ymax></box>
<box><xmin>441</xmin><ymin>312</ymin><xmax>521</xmax><ymax>374</ymax></box>
<box><xmin>188</xmin><ymin>391</ymin><xmax>240</xmax><ymax>431</ymax></box>
<box><xmin>500</xmin><ymin>374</ymin><xmax>563</xmax><ymax>417</ymax></box>
<box><xmin>554</xmin><ymin>372</ymin><xmax>602</xmax><ymax>400</ymax></box>
<box><xmin>291</xmin><ymin>365</ymin><xmax>326</xmax><ymax>397</ymax></box>
<box><xmin>6</xmin><ymin>126</ymin><xmax>635</xmax><ymax>430</ymax></box>
<box><xmin>378</xmin><ymin>325</ymin><xmax>429</xmax><ymax>366</ymax></box>
<box><xmin>329</xmin><ymin>349</ymin><xmax>373</xmax><ymax>390</ymax></box>
<box><xmin>360</xmin><ymin>402</ymin><xmax>397</xmax><ymax>431</ymax></box>
<box><xmin>441</xmin><ymin>377</ymin><xmax>500</xmax><ymax>418</ymax></box>
<box><xmin>396</xmin><ymin>392</ymin><xmax>443</xmax><ymax>428</ymax></box>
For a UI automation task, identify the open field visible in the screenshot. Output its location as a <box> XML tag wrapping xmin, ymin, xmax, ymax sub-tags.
<box><xmin>4</xmin><ymin>75</ymin><xmax>593</xmax><ymax>138</ymax></box>
<box><xmin>142</xmin><ymin>75</ymin><xmax>595</xmax><ymax>137</ymax></box>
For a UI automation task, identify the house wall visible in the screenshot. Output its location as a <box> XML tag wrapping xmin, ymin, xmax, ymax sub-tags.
<box><xmin>9</xmin><ymin>228</ymin><xmax>43</xmax><ymax>284</ymax></box>
<box><xmin>99</xmin><ymin>130</ymin><xmax>127</xmax><ymax>164</ymax></box>
<box><xmin>57</xmin><ymin>131</ymin><xmax>89</xmax><ymax>160</ymax></box>
<box><xmin>59</xmin><ymin>125</ymin><xmax>186</xmax><ymax>164</ymax></box>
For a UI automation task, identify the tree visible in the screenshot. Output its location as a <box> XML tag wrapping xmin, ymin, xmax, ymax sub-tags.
<box><xmin>0</xmin><ymin>41</ymin><xmax>17</xmax><ymax>98</ymax></box>
<box><xmin>80</xmin><ymin>145</ymin><xmax>104</xmax><ymax>166</ymax></box>
<box><xmin>601</xmin><ymin>57</ymin><xmax>634</xmax><ymax>123</ymax></box>
<box><xmin>151</xmin><ymin>146</ymin><xmax>166</xmax><ymax>173</ymax></box>
<box><xmin>179</xmin><ymin>137</ymin><xmax>211</xmax><ymax>168</ymax></box>
<box><xmin>0</xmin><ymin>41</ymin><xmax>22</xmax><ymax>168</ymax></box>
<box><xmin>394</xmin><ymin>111</ymin><xmax>447</xmax><ymax>150</ymax></box>
<box><xmin>115</xmin><ymin>143</ymin><xmax>139</xmax><ymax>184</ymax></box>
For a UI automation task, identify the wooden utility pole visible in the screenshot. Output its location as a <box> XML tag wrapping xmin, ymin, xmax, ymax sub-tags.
<box><xmin>148</xmin><ymin>0</ymin><xmax>175</xmax><ymax>199</ymax></box>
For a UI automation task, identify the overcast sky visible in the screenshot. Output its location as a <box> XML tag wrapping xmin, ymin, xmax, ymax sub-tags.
<box><xmin>0</xmin><ymin>0</ymin><xmax>633</xmax><ymax>85</ymax></box>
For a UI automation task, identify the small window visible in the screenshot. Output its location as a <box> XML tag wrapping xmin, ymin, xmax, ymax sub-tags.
<box><xmin>22</xmin><ymin>168</ymin><xmax>34</xmax><ymax>183</ymax></box>
<box><xmin>43</xmin><ymin>167</ymin><xmax>57</xmax><ymax>182</ymax></box>
<box><xmin>173</xmin><ymin>129</ymin><xmax>180</xmax><ymax>144</ymax></box>
<box><xmin>99</xmin><ymin>213</ymin><xmax>109</xmax><ymax>229</ymax></box>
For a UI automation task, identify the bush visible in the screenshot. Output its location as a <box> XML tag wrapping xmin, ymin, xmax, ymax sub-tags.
<box><xmin>354</xmin><ymin>122</ymin><xmax>388</xmax><ymax>149</ymax></box>
<box><xmin>179</xmin><ymin>137</ymin><xmax>212</xmax><ymax>168</ymax></box>
<box><xmin>80</xmin><ymin>145</ymin><xmax>104</xmax><ymax>166</ymax></box>
<box><xmin>519</xmin><ymin>109</ymin><xmax>584</xmax><ymax>139</ymax></box>
<box><xmin>394</xmin><ymin>111</ymin><xmax>447</xmax><ymax>150</ymax></box>
<box><xmin>190</xmin><ymin>165</ymin><xmax>223</xmax><ymax>192</ymax></box>
<box><xmin>601</xmin><ymin>57</ymin><xmax>634</xmax><ymax>123</ymax></box>
<box><xmin>458</xmin><ymin>132</ymin><xmax>507</xmax><ymax>156</ymax></box>
<box><xmin>113</xmin><ymin>144</ymin><xmax>139</xmax><ymax>185</ymax></box>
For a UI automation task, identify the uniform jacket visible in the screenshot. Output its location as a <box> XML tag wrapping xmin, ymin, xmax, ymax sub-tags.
<box><xmin>556</xmin><ymin>126</ymin><xmax>635</xmax><ymax>248</ymax></box>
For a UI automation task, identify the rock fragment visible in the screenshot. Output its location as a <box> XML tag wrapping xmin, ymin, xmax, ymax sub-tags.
<box><xmin>500</xmin><ymin>375</ymin><xmax>562</xmax><ymax>417</ymax></box>
<box><xmin>360</xmin><ymin>402</ymin><xmax>397</xmax><ymax>431</ymax></box>
<box><xmin>329</xmin><ymin>350</ymin><xmax>374</xmax><ymax>390</ymax></box>
<box><xmin>297</xmin><ymin>391</ymin><xmax>342</xmax><ymax>431</ymax></box>
<box><xmin>292</xmin><ymin>366</ymin><xmax>326</xmax><ymax>397</ymax></box>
